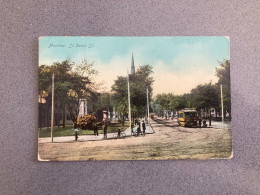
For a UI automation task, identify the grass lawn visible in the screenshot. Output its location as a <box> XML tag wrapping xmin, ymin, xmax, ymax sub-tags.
<box><xmin>38</xmin><ymin>122</ymin><xmax>129</xmax><ymax>138</ymax></box>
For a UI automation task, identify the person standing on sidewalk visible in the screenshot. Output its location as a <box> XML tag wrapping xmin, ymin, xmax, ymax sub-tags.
<box><xmin>94</xmin><ymin>124</ymin><xmax>99</xmax><ymax>136</ymax></box>
<box><xmin>131</xmin><ymin>122</ymin><xmax>134</xmax><ymax>135</ymax></box>
<box><xmin>137</xmin><ymin>121</ymin><xmax>141</xmax><ymax>136</ymax></box>
<box><xmin>103</xmin><ymin>123</ymin><xmax>107</xmax><ymax>139</ymax></box>
<box><xmin>118</xmin><ymin>128</ymin><xmax>121</xmax><ymax>138</ymax></box>
<box><xmin>135</xmin><ymin>119</ymin><xmax>138</xmax><ymax>125</ymax></box>
<box><xmin>142</xmin><ymin>121</ymin><xmax>146</xmax><ymax>136</ymax></box>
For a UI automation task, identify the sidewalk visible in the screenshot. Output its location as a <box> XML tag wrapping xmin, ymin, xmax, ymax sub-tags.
<box><xmin>124</xmin><ymin>122</ymin><xmax>154</xmax><ymax>136</ymax></box>
<box><xmin>38</xmin><ymin>122</ymin><xmax>154</xmax><ymax>143</ymax></box>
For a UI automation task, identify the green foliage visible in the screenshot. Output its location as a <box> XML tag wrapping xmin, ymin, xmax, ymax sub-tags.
<box><xmin>215</xmin><ymin>59</ymin><xmax>231</xmax><ymax>115</ymax></box>
<box><xmin>154</xmin><ymin>93</ymin><xmax>187</xmax><ymax>114</ymax></box>
<box><xmin>131</xmin><ymin>65</ymin><xmax>154</xmax><ymax>116</ymax></box>
<box><xmin>216</xmin><ymin>60</ymin><xmax>230</xmax><ymax>87</ymax></box>
<box><xmin>39</xmin><ymin>59</ymin><xmax>98</xmax><ymax>127</ymax></box>
<box><xmin>154</xmin><ymin>59</ymin><xmax>231</xmax><ymax>117</ymax></box>
<box><xmin>88</xmin><ymin>92</ymin><xmax>113</xmax><ymax>115</ymax></box>
<box><xmin>190</xmin><ymin>83</ymin><xmax>219</xmax><ymax>110</ymax></box>
<box><xmin>111</xmin><ymin>65</ymin><xmax>154</xmax><ymax>118</ymax></box>
<box><xmin>111</xmin><ymin>76</ymin><xmax>128</xmax><ymax>114</ymax></box>
<box><xmin>155</xmin><ymin>83</ymin><xmax>220</xmax><ymax>113</ymax></box>
<box><xmin>172</xmin><ymin>95</ymin><xmax>187</xmax><ymax>110</ymax></box>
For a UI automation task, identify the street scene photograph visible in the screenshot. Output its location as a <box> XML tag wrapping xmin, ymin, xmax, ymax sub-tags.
<box><xmin>38</xmin><ymin>36</ymin><xmax>232</xmax><ymax>161</ymax></box>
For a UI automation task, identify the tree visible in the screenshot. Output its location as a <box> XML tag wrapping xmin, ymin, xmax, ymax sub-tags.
<box><xmin>190</xmin><ymin>83</ymin><xmax>219</xmax><ymax>109</ymax></box>
<box><xmin>155</xmin><ymin>83</ymin><xmax>220</xmax><ymax>121</ymax></box>
<box><xmin>39</xmin><ymin>59</ymin><xmax>98</xmax><ymax>128</ymax></box>
<box><xmin>190</xmin><ymin>82</ymin><xmax>220</xmax><ymax>125</ymax></box>
<box><xmin>111</xmin><ymin>65</ymin><xmax>154</xmax><ymax>124</ymax></box>
<box><xmin>155</xmin><ymin>93</ymin><xmax>169</xmax><ymax>115</ymax></box>
<box><xmin>171</xmin><ymin>95</ymin><xmax>187</xmax><ymax>111</ymax></box>
<box><xmin>39</xmin><ymin>61</ymin><xmax>74</xmax><ymax>128</ymax></box>
<box><xmin>87</xmin><ymin>92</ymin><xmax>113</xmax><ymax>121</ymax></box>
<box><xmin>216</xmin><ymin>59</ymin><xmax>231</xmax><ymax>117</ymax></box>
<box><xmin>153</xmin><ymin>59</ymin><xmax>230</xmax><ymax>122</ymax></box>
<box><xmin>131</xmin><ymin>65</ymin><xmax>154</xmax><ymax>117</ymax></box>
<box><xmin>155</xmin><ymin>93</ymin><xmax>186</xmax><ymax>116</ymax></box>
<box><xmin>111</xmin><ymin>76</ymin><xmax>128</xmax><ymax>125</ymax></box>
<box><xmin>67</xmin><ymin>59</ymin><xmax>98</xmax><ymax>121</ymax></box>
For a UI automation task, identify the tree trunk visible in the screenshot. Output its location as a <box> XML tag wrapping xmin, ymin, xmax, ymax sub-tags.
<box><xmin>209</xmin><ymin>109</ymin><xmax>212</xmax><ymax>126</ymax></box>
<box><xmin>122</xmin><ymin>114</ymin><xmax>125</xmax><ymax>126</ymax></box>
<box><xmin>62</xmin><ymin>103</ymin><xmax>66</xmax><ymax>128</ymax></box>
<box><xmin>39</xmin><ymin>103</ymin><xmax>42</xmax><ymax>129</ymax></box>
<box><xmin>46</xmin><ymin>104</ymin><xmax>49</xmax><ymax>130</ymax></box>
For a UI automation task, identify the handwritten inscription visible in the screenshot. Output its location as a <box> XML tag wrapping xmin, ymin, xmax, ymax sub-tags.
<box><xmin>48</xmin><ymin>44</ymin><xmax>65</xmax><ymax>48</ymax></box>
<box><xmin>48</xmin><ymin>43</ymin><xmax>94</xmax><ymax>48</ymax></box>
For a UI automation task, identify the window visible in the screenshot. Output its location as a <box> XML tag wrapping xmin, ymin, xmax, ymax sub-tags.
<box><xmin>178</xmin><ymin>113</ymin><xmax>184</xmax><ymax>118</ymax></box>
<box><xmin>185</xmin><ymin>112</ymin><xmax>196</xmax><ymax>118</ymax></box>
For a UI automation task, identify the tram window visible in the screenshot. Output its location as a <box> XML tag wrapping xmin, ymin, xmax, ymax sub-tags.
<box><xmin>185</xmin><ymin>112</ymin><xmax>196</xmax><ymax>118</ymax></box>
<box><xmin>185</xmin><ymin>113</ymin><xmax>190</xmax><ymax>118</ymax></box>
<box><xmin>178</xmin><ymin>113</ymin><xmax>183</xmax><ymax>118</ymax></box>
<box><xmin>190</xmin><ymin>112</ymin><xmax>196</xmax><ymax>117</ymax></box>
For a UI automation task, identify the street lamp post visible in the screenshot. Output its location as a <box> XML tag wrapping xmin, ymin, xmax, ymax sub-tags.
<box><xmin>147</xmin><ymin>87</ymin><xmax>150</xmax><ymax>124</ymax></box>
<box><xmin>51</xmin><ymin>73</ymin><xmax>54</xmax><ymax>142</ymax></box>
<box><xmin>220</xmin><ymin>84</ymin><xmax>224</xmax><ymax>123</ymax></box>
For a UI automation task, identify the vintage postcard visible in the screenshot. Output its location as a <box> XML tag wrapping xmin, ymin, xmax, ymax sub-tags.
<box><xmin>38</xmin><ymin>36</ymin><xmax>232</xmax><ymax>161</ymax></box>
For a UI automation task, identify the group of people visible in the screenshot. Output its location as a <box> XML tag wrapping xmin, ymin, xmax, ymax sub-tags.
<box><xmin>94</xmin><ymin>119</ymin><xmax>147</xmax><ymax>139</ymax></box>
<box><xmin>132</xmin><ymin>119</ymin><xmax>146</xmax><ymax>136</ymax></box>
<box><xmin>93</xmin><ymin>122</ymin><xmax>108</xmax><ymax>139</ymax></box>
<box><xmin>93</xmin><ymin>123</ymin><xmax>107</xmax><ymax>138</ymax></box>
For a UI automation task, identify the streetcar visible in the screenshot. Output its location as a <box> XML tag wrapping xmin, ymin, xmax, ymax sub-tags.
<box><xmin>177</xmin><ymin>109</ymin><xmax>198</xmax><ymax>127</ymax></box>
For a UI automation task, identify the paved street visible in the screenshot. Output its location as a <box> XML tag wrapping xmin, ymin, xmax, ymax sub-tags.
<box><xmin>38</xmin><ymin>117</ymin><xmax>232</xmax><ymax>161</ymax></box>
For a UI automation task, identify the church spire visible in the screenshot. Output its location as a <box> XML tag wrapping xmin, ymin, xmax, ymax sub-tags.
<box><xmin>131</xmin><ymin>53</ymin><xmax>135</xmax><ymax>75</ymax></box>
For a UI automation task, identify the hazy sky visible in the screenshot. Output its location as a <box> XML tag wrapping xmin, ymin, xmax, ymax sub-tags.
<box><xmin>39</xmin><ymin>36</ymin><xmax>230</xmax><ymax>96</ymax></box>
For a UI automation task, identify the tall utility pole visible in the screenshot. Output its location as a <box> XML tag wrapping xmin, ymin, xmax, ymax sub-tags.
<box><xmin>147</xmin><ymin>87</ymin><xmax>150</xmax><ymax>123</ymax></box>
<box><xmin>128</xmin><ymin>74</ymin><xmax>132</xmax><ymax>134</ymax></box>
<box><xmin>220</xmin><ymin>84</ymin><xmax>224</xmax><ymax>123</ymax></box>
<box><xmin>51</xmin><ymin>73</ymin><xmax>54</xmax><ymax>142</ymax></box>
<box><xmin>39</xmin><ymin>95</ymin><xmax>42</xmax><ymax>130</ymax></box>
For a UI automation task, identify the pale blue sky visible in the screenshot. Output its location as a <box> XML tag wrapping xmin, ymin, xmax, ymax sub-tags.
<box><xmin>39</xmin><ymin>36</ymin><xmax>230</xmax><ymax>95</ymax></box>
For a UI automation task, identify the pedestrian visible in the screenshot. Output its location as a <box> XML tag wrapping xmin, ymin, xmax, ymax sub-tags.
<box><xmin>142</xmin><ymin>121</ymin><xmax>146</xmax><ymax>136</ymax></box>
<box><xmin>138</xmin><ymin>121</ymin><xmax>141</xmax><ymax>136</ymax></box>
<box><xmin>137</xmin><ymin>127</ymin><xmax>140</xmax><ymax>136</ymax></box>
<box><xmin>118</xmin><ymin>128</ymin><xmax>121</xmax><ymax>138</ymax></box>
<box><xmin>103</xmin><ymin>124</ymin><xmax>107</xmax><ymax>139</ymax></box>
<box><xmin>198</xmin><ymin>118</ymin><xmax>202</xmax><ymax>128</ymax></box>
<box><xmin>95</xmin><ymin>124</ymin><xmax>99</xmax><ymax>136</ymax></box>
<box><xmin>131</xmin><ymin>122</ymin><xmax>134</xmax><ymax>134</ymax></box>
<box><xmin>202</xmin><ymin>120</ymin><xmax>207</xmax><ymax>127</ymax></box>
<box><xmin>93</xmin><ymin>124</ymin><xmax>97</xmax><ymax>136</ymax></box>
<box><xmin>74</xmin><ymin>131</ymin><xmax>78</xmax><ymax>141</ymax></box>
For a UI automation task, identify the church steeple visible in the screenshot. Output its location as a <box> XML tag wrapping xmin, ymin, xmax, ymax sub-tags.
<box><xmin>131</xmin><ymin>53</ymin><xmax>135</xmax><ymax>75</ymax></box>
